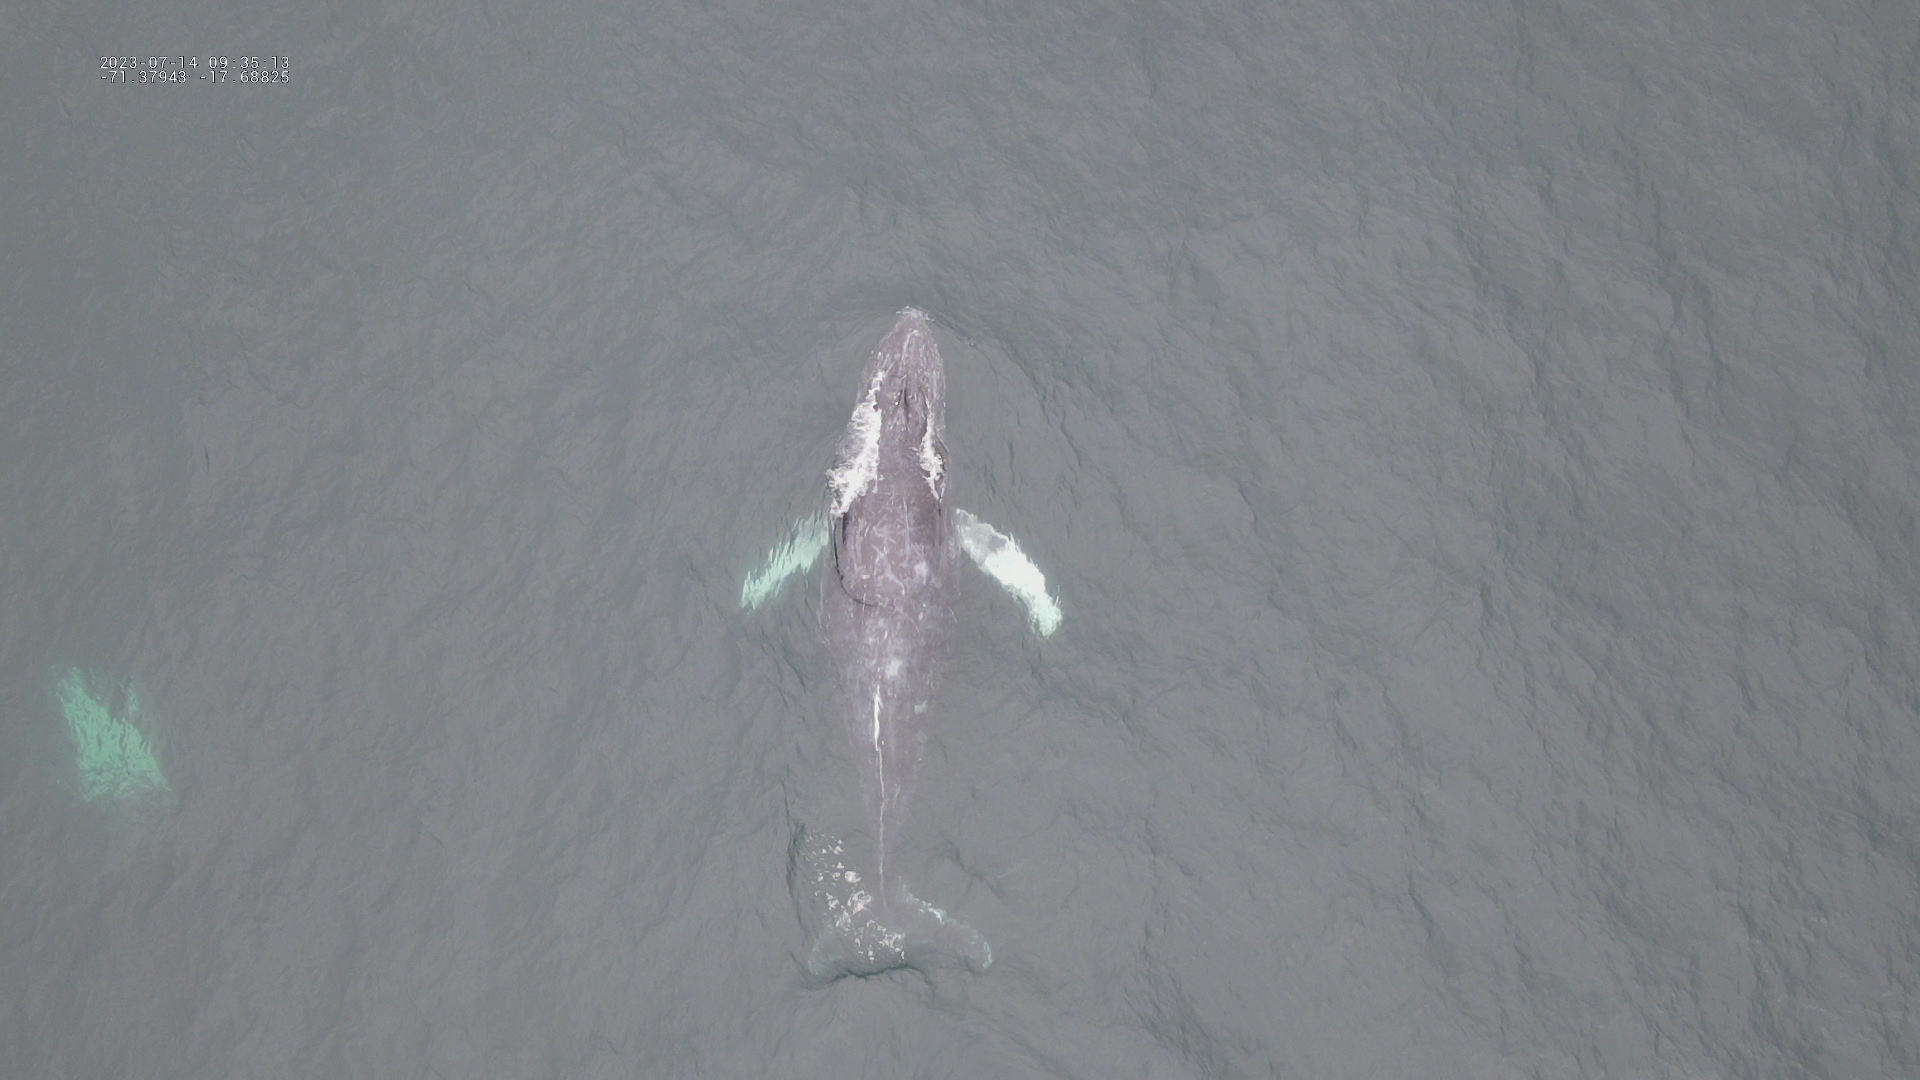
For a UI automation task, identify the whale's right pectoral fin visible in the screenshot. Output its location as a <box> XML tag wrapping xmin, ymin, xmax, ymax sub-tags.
<box><xmin>741</xmin><ymin>512</ymin><xmax>828</xmax><ymax>611</ymax></box>
<box><xmin>953</xmin><ymin>508</ymin><xmax>1062</xmax><ymax>636</ymax></box>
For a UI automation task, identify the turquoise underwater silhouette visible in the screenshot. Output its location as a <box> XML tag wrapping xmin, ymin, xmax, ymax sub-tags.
<box><xmin>55</xmin><ymin>669</ymin><xmax>169</xmax><ymax>802</ymax></box>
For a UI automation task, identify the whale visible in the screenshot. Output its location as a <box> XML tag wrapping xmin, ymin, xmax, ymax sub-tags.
<box><xmin>742</xmin><ymin>308</ymin><xmax>1060</xmax><ymax>977</ymax></box>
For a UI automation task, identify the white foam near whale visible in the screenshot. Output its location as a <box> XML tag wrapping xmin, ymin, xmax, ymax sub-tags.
<box><xmin>743</xmin><ymin>309</ymin><xmax>1059</xmax><ymax>978</ymax></box>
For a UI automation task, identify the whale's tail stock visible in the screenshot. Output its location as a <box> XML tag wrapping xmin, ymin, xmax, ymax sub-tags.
<box><xmin>787</xmin><ymin>825</ymin><xmax>992</xmax><ymax>980</ymax></box>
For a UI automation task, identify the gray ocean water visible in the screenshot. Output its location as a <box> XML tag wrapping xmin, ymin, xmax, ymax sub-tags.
<box><xmin>3</xmin><ymin>2</ymin><xmax>1915</xmax><ymax>1077</ymax></box>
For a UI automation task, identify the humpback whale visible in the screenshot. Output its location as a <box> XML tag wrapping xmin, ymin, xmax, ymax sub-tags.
<box><xmin>743</xmin><ymin>308</ymin><xmax>1060</xmax><ymax>978</ymax></box>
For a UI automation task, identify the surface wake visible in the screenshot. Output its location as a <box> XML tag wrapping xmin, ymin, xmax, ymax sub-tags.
<box><xmin>788</xmin><ymin>827</ymin><xmax>991</xmax><ymax>979</ymax></box>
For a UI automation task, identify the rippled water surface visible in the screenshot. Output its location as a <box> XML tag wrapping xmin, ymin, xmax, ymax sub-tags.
<box><xmin>3</xmin><ymin>2</ymin><xmax>1915</xmax><ymax>1077</ymax></box>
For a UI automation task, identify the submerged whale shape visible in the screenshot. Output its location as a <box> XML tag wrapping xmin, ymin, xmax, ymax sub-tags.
<box><xmin>743</xmin><ymin>308</ymin><xmax>1060</xmax><ymax>978</ymax></box>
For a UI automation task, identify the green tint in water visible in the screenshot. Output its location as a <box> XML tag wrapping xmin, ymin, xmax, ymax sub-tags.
<box><xmin>56</xmin><ymin>670</ymin><xmax>168</xmax><ymax>801</ymax></box>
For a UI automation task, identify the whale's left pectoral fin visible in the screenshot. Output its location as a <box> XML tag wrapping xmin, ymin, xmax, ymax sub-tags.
<box><xmin>953</xmin><ymin>508</ymin><xmax>1062</xmax><ymax>636</ymax></box>
<box><xmin>741</xmin><ymin>513</ymin><xmax>828</xmax><ymax>610</ymax></box>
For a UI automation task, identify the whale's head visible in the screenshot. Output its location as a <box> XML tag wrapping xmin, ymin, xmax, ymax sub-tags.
<box><xmin>829</xmin><ymin>309</ymin><xmax>948</xmax><ymax>517</ymax></box>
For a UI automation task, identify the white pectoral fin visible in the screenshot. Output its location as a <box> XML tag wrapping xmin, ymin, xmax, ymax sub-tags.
<box><xmin>741</xmin><ymin>513</ymin><xmax>828</xmax><ymax>610</ymax></box>
<box><xmin>953</xmin><ymin>508</ymin><xmax>1062</xmax><ymax>637</ymax></box>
